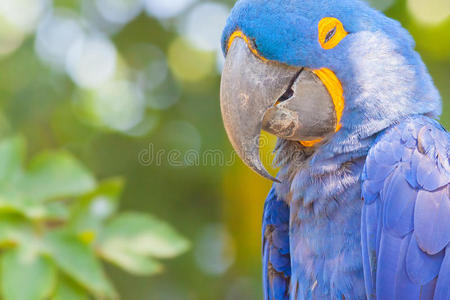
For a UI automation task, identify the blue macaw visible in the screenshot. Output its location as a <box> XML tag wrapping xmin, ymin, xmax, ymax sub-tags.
<box><xmin>219</xmin><ymin>0</ymin><xmax>450</xmax><ymax>299</ymax></box>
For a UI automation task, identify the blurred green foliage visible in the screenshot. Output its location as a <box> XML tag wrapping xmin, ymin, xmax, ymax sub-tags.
<box><xmin>0</xmin><ymin>136</ymin><xmax>188</xmax><ymax>300</ymax></box>
<box><xmin>0</xmin><ymin>0</ymin><xmax>447</xmax><ymax>299</ymax></box>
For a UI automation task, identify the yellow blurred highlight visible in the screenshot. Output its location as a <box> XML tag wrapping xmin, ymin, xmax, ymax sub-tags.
<box><xmin>79</xmin><ymin>230</ymin><xmax>96</xmax><ymax>244</ymax></box>
<box><xmin>168</xmin><ymin>37</ymin><xmax>215</xmax><ymax>82</ymax></box>
<box><xmin>0</xmin><ymin>16</ymin><xmax>25</xmax><ymax>57</ymax></box>
<box><xmin>407</xmin><ymin>0</ymin><xmax>449</xmax><ymax>25</ymax></box>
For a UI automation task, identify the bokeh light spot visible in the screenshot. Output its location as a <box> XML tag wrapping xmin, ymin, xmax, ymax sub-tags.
<box><xmin>125</xmin><ymin>113</ymin><xmax>160</xmax><ymax>137</ymax></box>
<box><xmin>145</xmin><ymin>0</ymin><xmax>196</xmax><ymax>20</ymax></box>
<box><xmin>66</xmin><ymin>34</ymin><xmax>117</xmax><ymax>89</ymax></box>
<box><xmin>194</xmin><ymin>224</ymin><xmax>236</xmax><ymax>275</ymax></box>
<box><xmin>0</xmin><ymin>16</ymin><xmax>25</xmax><ymax>57</ymax></box>
<box><xmin>130</xmin><ymin>44</ymin><xmax>169</xmax><ymax>91</ymax></box>
<box><xmin>95</xmin><ymin>0</ymin><xmax>143</xmax><ymax>24</ymax></box>
<box><xmin>90</xmin><ymin>196</ymin><xmax>115</xmax><ymax>219</ymax></box>
<box><xmin>75</xmin><ymin>80</ymin><xmax>145</xmax><ymax>132</ymax></box>
<box><xmin>408</xmin><ymin>0</ymin><xmax>449</xmax><ymax>25</ymax></box>
<box><xmin>181</xmin><ymin>2</ymin><xmax>229</xmax><ymax>51</ymax></box>
<box><xmin>35</xmin><ymin>10</ymin><xmax>84</xmax><ymax>69</ymax></box>
<box><xmin>168</xmin><ymin>37</ymin><xmax>215</xmax><ymax>82</ymax></box>
<box><xmin>0</xmin><ymin>0</ymin><xmax>47</xmax><ymax>33</ymax></box>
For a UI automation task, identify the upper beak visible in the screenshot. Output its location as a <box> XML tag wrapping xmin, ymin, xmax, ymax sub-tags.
<box><xmin>220</xmin><ymin>38</ymin><xmax>336</xmax><ymax>181</ymax></box>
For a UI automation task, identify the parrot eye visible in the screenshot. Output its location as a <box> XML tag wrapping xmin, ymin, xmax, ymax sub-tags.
<box><xmin>324</xmin><ymin>27</ymin><xmax>337</xmax><ymax>43</ymax></box>
<box><xmin>318</xmin><ymin>17</ymin><xmax>348</xmax><ymax>49</ymax></box>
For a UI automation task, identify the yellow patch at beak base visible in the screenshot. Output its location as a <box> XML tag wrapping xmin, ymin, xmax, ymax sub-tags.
<box><xmin>227</xmin><ymin>31</ymin><xmax>268</xmax><ymax>62</ymax></box>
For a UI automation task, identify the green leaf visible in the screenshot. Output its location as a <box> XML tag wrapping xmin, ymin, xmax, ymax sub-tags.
<box><xmin>70</xmin><ymin>178</ymin><xmax>124</xmax><ymax>234</ymax></box>
<box><xmin>45</xmin><ymin>231</ymin><xmax>116</xmax><ymax>299</ymax></box>
<box><xmin>1</xmin><ymin>246</ymin><xmax>56</xmax><ymax>300</ymax></box>
<box><xmin>0</xmin><ymin>135</ymin><xmax>24</xmax><ymax>183</ymax></box>
<box><xmin>0</xmin><ymin>194</ymin><xmax>28</xmax><ymax>216</ymax></box>
<box><xmin>21</xmin><ymin>150</ymin><xmax>96</xmax><ymax>202</ymax></box>
<box><xmin>80</xmin><ymin>177</ymin><xmax>124</xmax><ymax>210</ymax></box>
<box><xmin>99</xmin><ymin>212</ymin><xmax>190</xmax><ymax>259</ymax></box>
<box><xmin>43</xmin><ymin>202</ymin><xmax>70</xmax><ymax>221</ymax></box>
<box><xmin>0</xmin><ymin>216</ymin><xmax>28</xmax><ymax>248</ymax></box>
<box><xmin>53</xmin><ymin>275</ymin><xmax>89</xmax><ymax>300</ymax></box>
<box><xmin>0</xmin><ymin>194</ymin><xmax>69</xmax><ymax>222</ymax></box>
<box><xmin>99</xmin><ymin>244</ymin><xmax>163</xmax><ymax>276</ymax></box>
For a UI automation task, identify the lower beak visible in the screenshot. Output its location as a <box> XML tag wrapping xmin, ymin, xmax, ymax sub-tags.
<box><xmin>220</xmin><ymin>38</ymin><xmax>336</xmax><ymax>181</ymax></box>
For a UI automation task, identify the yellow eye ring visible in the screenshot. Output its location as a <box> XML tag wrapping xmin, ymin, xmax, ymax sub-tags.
<box><xmin>318</xmin><ymin>17</ymin><xmax>348</xmax><ymax>49</ymax></box>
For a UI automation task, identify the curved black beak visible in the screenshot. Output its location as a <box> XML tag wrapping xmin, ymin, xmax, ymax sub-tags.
<box><xmin>220</xmin><ymin>38</ymin><xmax>336</xmax><ymax>181</ymax></box>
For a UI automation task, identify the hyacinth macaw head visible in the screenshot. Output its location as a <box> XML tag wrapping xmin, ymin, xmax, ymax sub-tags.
<box><xmin>220</xmin><ymin>0</ymin><xmax>441</xmax><ymax>180</ymax></box>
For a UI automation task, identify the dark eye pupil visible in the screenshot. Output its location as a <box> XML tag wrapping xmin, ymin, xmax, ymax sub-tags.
<box><xmin>251</xmin><ymin>37</ymin><xmax>258</xmax><ymax>49</ymax></box>
<box><xmin>324</xmin><ymin>26</ymin><xmax>337</xmax><ymax>43</ymax></box>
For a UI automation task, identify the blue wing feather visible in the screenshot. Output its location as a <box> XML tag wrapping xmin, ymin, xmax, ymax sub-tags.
<box><xmin>262</xmin><ymin>187</ymin><xmax>291</xmax><ymax>300</ymax></box>
<box><xmin>434</xmin><ymin>245</ymin><xmax>450</xmax><ymax>300</ymax></box>
<box><xmin>383</xmin><ymin>168</ymin><xmax>416</xmax><ymax>237</ymax></box>
<box><xmin>406</xmin><ymin>235</ymin><xmax>444</xmax><ymax>285</ymax></box>
<box><xmin>375</xmin><ymin>232</ymin><xmax>404</xmax><ymax>298</ymax></box>
<box><xmin>391</xmin><ymin>234</ymin><xmax>423</xmax><ymax>300</ymax></box>
<box><xmin>415</xmin><ymin>188</ymin><xmax>450</xmax><ymax>255</ymax></box>
<box><xmin>361</xmin><ymin>116</ymin><xmax>450</xmax><ymax>299</ymax></box>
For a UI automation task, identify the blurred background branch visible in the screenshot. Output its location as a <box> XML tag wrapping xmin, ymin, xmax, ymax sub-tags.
<box><xmin>0</xmin><ymin>0</ymin><xmax>447</xmax><ymax>299</ymax></box>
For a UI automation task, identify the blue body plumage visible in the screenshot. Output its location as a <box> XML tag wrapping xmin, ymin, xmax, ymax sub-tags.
<box><xmin>221</xmin><ymin>0</ymin><xmax>450</xmax><ymax>299</ymax></box>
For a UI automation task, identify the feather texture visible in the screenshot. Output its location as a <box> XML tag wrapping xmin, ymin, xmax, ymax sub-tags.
<box><xmin>361</xmin><ymin>116</ymin><xmax>450</xmax><ymax>299</ymax></box>
<box><xmin>262</xmin><ymin>187</ymin><xmax>291</xmax><ymax>300</ymax></box>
